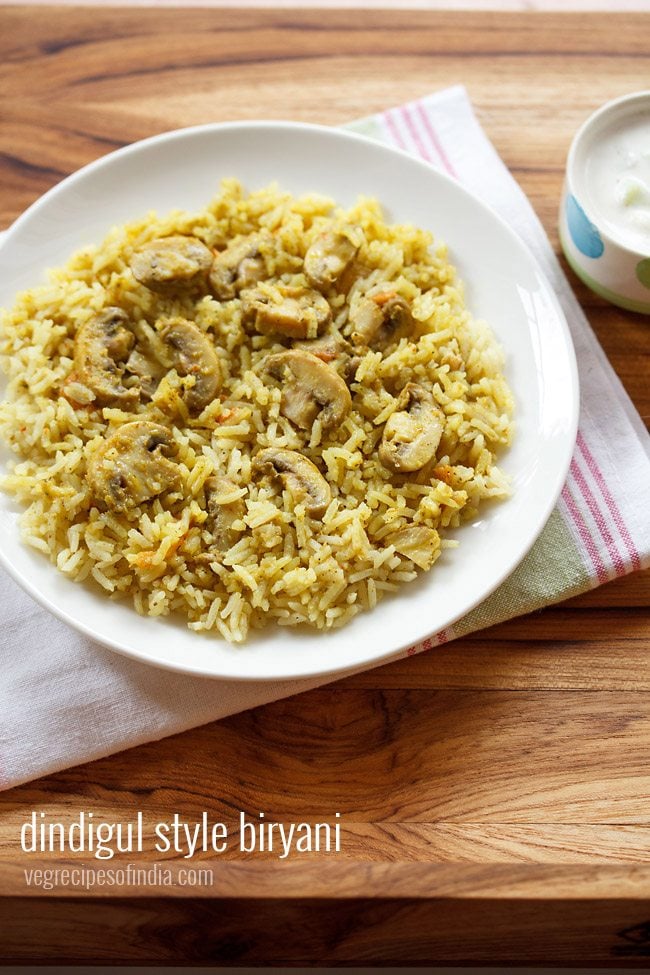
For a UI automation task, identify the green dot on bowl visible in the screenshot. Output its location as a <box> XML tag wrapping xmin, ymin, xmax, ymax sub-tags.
<box><xmin>636</xmin><ymin>258</ymin><xmax>650</xmax><ymax>290</ymax></box>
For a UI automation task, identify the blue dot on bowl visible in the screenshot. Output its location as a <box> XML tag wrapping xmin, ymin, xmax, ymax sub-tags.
<box><xmin>566</xmin><ymin>194</ymin><xmax>604</xmax><ymax>259</ymax></box>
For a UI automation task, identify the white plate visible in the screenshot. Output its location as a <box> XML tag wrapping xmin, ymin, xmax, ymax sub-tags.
<box><xmin>0</xmin><ymin>122</ymin><xmax>578</xmax><ymax>681</ymax></box>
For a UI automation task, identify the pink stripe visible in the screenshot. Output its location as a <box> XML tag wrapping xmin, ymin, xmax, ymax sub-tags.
<box><xmin>576</xmin><ymin>431</ymin><xmax>641</xmax><ymax>571</ymax></box>
<box><xmin>414</xmin><ymin>101</ymin><xmax>457</xmax><ymax>178</ymax></box>
<box><xmin>386</xmin><ymin>103</ymin><xmax>632</xmax><ymax>600</ymax></box>
<box><xmin>569</xmin><ymin>459</ymin><xmax>625</xmax><ymax>577</ymax></box>
<box><xmin>561</xmin><ymin>483</ymin><xmax>609</xmax><ymax>585</ymax></box>
<box><xmin>400</xmin><ymin>105</ymin><xmax>437</xmax><ymax>165</ymax></box>
<box><xmin>405</xmin><ymin>101</ymin><xmax>640</xmax><ymax>587</ymax></box>
<box><xmin>406</xmin><ymin>632</ymin><xmax>445</xmax><ymax>657</ymax></box>
<box><xmin>382</xmin><ymin>109</ymin><xmax>408</xmax><ymax>151</ymax></box>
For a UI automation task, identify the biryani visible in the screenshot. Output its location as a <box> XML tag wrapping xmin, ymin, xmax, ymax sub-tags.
<box><xmin>0</xmin><ymin>180</ymin><xmax>513</xmax><ymax>643</ymax></box>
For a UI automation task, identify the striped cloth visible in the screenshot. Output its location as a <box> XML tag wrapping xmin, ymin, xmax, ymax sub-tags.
<box><xmin>1</xmin><ymin>85</ymin><xmax>649</xmax><ymax>790</ymax></box>
<box><xmin>349</xmin><ymin>86</ymin><xmax>650</xmax><ymax>650</ymax></box>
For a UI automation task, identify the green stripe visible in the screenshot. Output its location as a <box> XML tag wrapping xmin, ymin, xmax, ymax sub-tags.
<box><xmin>451</xmin><ymin>508</ymin><xmax>591</xmax><ymax>639</ymax></box>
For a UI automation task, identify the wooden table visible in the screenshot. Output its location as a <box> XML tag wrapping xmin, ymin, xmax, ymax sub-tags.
<box><xmin>1</xmin><ymin>7</ymin><xmax>649</xmax><ymax>967</ymax></box>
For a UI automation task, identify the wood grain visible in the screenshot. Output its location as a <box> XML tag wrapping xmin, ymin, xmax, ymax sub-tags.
<box><xmin>0</xmin><ymin>7</ymin><xmax>649</xmax><ymax>966</ymax></box>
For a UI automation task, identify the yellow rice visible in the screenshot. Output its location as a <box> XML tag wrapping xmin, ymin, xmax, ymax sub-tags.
<box><xmin>0</xmin><ymin>180</ymin><xmax>514</xmax><ymax>643</ymax></box>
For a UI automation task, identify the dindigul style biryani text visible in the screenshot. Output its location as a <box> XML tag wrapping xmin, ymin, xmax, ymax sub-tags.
<box><xmin>0</xmin><ymin>181</ymin><xmax>514</xmax><ymax>642</ymax></box>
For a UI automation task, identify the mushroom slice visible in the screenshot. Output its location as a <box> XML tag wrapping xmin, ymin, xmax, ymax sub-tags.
<box><xmin>350</xmin><ymin>289</ymin><xmax>415</xmax><ymax>350</ymax></box>
<box><xmin>293</xmin><ymin>330</ymin><xmax>347</xmax><ymax>363</ymax></box>
<box><xmin>341</xmin><ymin>354</ymin><xmax>363</xmax><ymax>386</ymax></box>
<box><xmin>241</xmin><ymin>284</ymin><xmax>331</xmax><ymax>340</ymax></box>
<box><xmin>293</xmin><ymin>332</ymin><xmax>361</xmax><ymax>387</ymax></box>
<box><xmin>252</xmin><ymin>448</ymin><xmax>331</xmax><ymax>518</ymax></box>
<box><xmin>130</xmin><ymin>236</ymin><xmax>213</xmax><ymax>294</ymax></box>
<box><xmin>73</xmin><ymin>307</ymin><xmax>137</xmax><ymax>408</ymax></box>
<box><xmin>379</xmin><ymin>383</ymin><xmax>445</xmax><ymax>473</ymax></box>
<box><xmin>304</xmin><ymin>229</ymin><xmax>359</xmax><ymax>290</ymax></box>
<box><xmin>205</xmin><ymin>475</ymin><xmax>245</xmax><ymax>552</ymax></box>
<box><xmin>125</xmin><ymin>346</ymin><xmax>165</xmax><ymax>400</ymax></box>
<box><xmin>158</xmin><ymin>317</ymin><xmax>222</xmax><ymax>414</ymax></box>
<box><xmin>264</xmin><ymin>349</ymin><xmax>351</xmax><ymax>431</ymax></box>
<box><xmin>391</xmin><ymin>526</ymin><xmax>439</xmax><ymax>570</ymax></box>
<box><xmin>336</xmin><ymin>259</ymin><xmax>372</xmax><ymax>297</ymax></box>
<box><xmin>209</xmin><ymin>233</ymin><xmax>268</xmax><ymax>300</ymax></box>
<box><xmin>87</xmin><ymin>420</ymin><xmax>181</xmax><ymax>512</ymax></box>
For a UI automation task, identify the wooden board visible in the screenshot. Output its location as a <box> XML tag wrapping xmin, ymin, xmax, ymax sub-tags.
<box><xmin>1</xmin><ymin>7</ymin><xmax>649</xmax><ymax>966</ymax></box>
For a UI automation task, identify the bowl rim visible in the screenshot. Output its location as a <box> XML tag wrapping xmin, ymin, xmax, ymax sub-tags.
<box><xmin>0</xmin><ymin>119</ymin><xmax>580</xmax><ymax>680</ymax></box>
<box><xmin>565</xmin><ymin>89</ymin><xmax>650</xmax><ymax>257</ymax></box>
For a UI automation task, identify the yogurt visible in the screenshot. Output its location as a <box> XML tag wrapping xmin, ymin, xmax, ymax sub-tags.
<box><xmin>583</xmin><ymin>113</ymin><xmax>650</xmax><ymax>254</ymax></box>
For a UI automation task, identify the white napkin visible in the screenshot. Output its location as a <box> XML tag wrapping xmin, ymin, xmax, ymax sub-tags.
<box><xmin>2</xmin><ymin>85</ymin><xmax>649</xmax><ymax>791</ymax></box>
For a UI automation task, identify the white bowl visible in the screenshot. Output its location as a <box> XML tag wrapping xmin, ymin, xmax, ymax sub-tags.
<box><xmin>0</xmin><ymin>121</ymin><xmax>579</xmax><ymax>681</ymax></box>
<box><xmin>560</xmin><ymin>90</ymin><xmax>650</xmax><ymax>314</ymax></box>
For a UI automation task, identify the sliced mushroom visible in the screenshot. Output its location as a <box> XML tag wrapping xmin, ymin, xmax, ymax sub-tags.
<box><xmin>209</xmin><ymin>233</ymin><xmax>268</xmax><ymax>300</ymax></box>
<box><xmin>205</xmin><ymin>475</ymin><xmax>245</xmax><ymax>552</ymax></box>
<box><xmin>340</xmin><ymin>352</ymin><xmax>362</xmax><ymax>386</ymax></box>
<box><xmin>304</xmin><ymin>229</ymin><xmax>359</xmax><ymax>290</ymax></box>
<box><xmin>379</xmin><ymin>383</ymin><xmax>445</xmax><ymax>473</ymax></box>
<box><xmin>391</xmin><ymin>525</ymin><xmax>439</xmax><ymax>570</ymax></box>
<box><xmin>125</xmin><ymin>346</ymin><xmax>165</xmax><ymax>400</ymax></box>
<box><xmin>294</xmin><ymin>331</ymin><xmax>360</xmax><ymax>385</ymax></box>
<box><xmin>158</xmin><ymin>318</ymin><xmax>222</xmax><ymax>414</ymax></box>
<box><xmin>241</xmin><ymin>284</ymin><xmax>331</xmax><ymax>340</ymax></box>
<box><xmin>252</xmin><ymin>447</ymin><xmax>331</xmax><ymax>517</ymax></box>
<box><xmin>73</xmin><ymin>307</ymin><xmax>137</xmax><ymax>408</ymax></box>
<box><xmin>350</xmin><ymin>289</ymin><xmax>415</xmax><ymax>350</ymax></box>
<box><xmin>130</xmin><ymin>236</ymin><xmax>213</xmax><ymax>294</ymax></box>
<box><xmin>264</xmin><ymin>349</ymin><xmax>351</xmax><ymax>431</ymax></box>
<box><xmin>336</xmin><ymin>259</ymin><xmax>372</xmax><ymax>297</ymax></box>
<box><xmin>293</xmin><ymin>330</ymin><xmax>347</xmax><ymax>363</ymax></box>
<box><xmin>87</xmin><ymin>420</ymin><xmax>181</xmax><ymax>512</ymax></box>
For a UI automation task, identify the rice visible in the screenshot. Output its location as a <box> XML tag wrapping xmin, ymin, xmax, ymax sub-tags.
<box><xmin>0</xmin><ymin>179</ymin><xmax>514</xmax><ymax>643</ymax></box>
